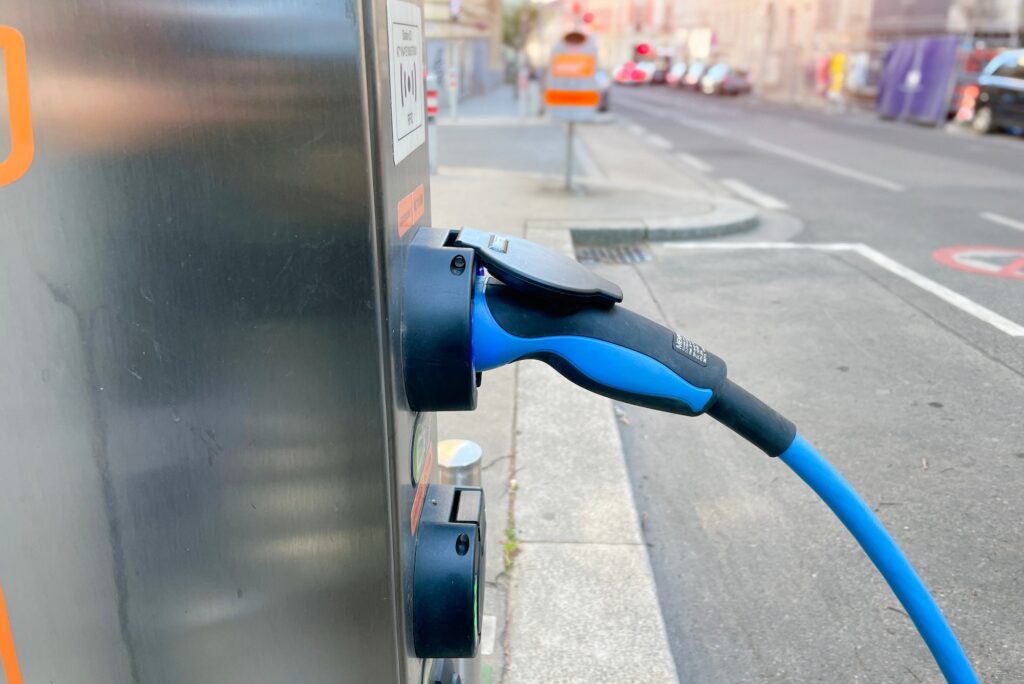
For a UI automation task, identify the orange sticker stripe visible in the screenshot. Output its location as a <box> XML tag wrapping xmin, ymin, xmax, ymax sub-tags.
<box><xmin>544</xmin><ymin>89</ymin><xmax>600</xmax><ymax>107</ymax></box>
<box><xmin>397</xmin><ymin>183</ymin><xmax>425</xmax><ymax>237</ymax></box>
<box><xmin>0</xmin><ymin>584</ymin><xmax>24</xmax><ymax>684</ymax></box>
<box><xmin>1</xmin><ymin>26</ymin><xmax>34</xmax><ymax>188</ymax></box>
<box><xmin>410</xmin><ymin>443</ymin><xmax>434</xmax><ymax>535</ymax></box>
<box><xmin>550</xmin><ymin>54</ymin><xmax>595</xmax><ymax>78</ymax></box>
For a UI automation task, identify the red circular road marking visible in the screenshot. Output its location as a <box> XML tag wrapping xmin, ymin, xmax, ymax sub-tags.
<box><xmin>933</xmin><ymin>245</ymin><xmax>1024</xmax><ymax>281</ymax></box>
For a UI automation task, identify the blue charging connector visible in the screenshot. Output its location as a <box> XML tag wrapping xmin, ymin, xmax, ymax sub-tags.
<box><xmin>467</xmin><ymin>266</ymin><xmax>978</xmax><ymax>683</ymax></box>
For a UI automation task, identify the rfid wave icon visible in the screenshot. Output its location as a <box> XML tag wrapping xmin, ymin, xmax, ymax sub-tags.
<box><xmin>1</xmin><ymin>26</ymin><xmax>33</xmax><ymax>188</ymax></box>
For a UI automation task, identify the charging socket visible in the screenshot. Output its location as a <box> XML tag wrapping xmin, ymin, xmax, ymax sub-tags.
<box><xmin>412</xmin><ymin>484</ymin><xmax>486</xmax><ymax>658</ymax></box>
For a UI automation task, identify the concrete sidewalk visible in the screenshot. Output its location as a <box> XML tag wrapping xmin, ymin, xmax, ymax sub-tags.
<box><xmin>431</xmin><ymin>87</ymin><xmax>759</xmax><ymax>683</ymax></box>
<box><xmin>432</xmin><ymin>88</ymin><xmax>757</xmax><ymax>242</ymax></box>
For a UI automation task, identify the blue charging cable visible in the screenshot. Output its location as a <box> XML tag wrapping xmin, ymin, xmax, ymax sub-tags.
<box><xmin>470</xmin><ymin>275</ymin><xmax>979</xmax><ymax>682</ymax></box>
<box><xmin>781</xmin><ymin>435</ymin><xmax>977</xmax><ymax>683</ymax></box>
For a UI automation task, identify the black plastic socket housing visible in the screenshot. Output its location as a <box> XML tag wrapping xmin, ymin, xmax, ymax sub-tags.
<box><xmin>413</xmin><ymin>484</ymin><xmax>485</xmax><ymax>658</ymax></box>
<box><xmin>403</xmin><ymin>228</ymin><xmax>477</xmax><ymax>411</ymax></box>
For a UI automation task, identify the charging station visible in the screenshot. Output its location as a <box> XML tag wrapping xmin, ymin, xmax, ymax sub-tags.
<box><xmin>0</xmin><ymin>3</ymin><xmax>979</xmax><ymax>684</ymax></box>
<box><xmin>1</xmin><ymin>2</ymin><xmax>478</xmax><ymax>682</ymax></box>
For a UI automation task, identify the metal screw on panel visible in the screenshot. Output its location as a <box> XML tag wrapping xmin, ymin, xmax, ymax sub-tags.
<box><xmin>455</xmin><ymin>532</ymin><xmax>470</xmax><ymax>556</ymax></box>
<box><xmin>450</xmin><ymin>254</ymin><xmax>466</xmax><ymax>275</ymax></box>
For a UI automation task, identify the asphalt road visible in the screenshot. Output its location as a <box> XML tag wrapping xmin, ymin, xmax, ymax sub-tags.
<box><xmin>604</xmin><ymin>87</ymin><xmax>1024</xmax><ymax>682</ymax></box>
<box><xmin>614</xmin><ymin>86</ymin><xmax>1024</xmax><ymax>340</ymax></box>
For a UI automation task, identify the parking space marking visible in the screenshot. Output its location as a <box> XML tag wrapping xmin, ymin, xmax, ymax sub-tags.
<box><xmin>626</xmin><ymin>123</ymin><xmax>647</xmax><ymax>137</ymax></box>
<box><xmin>663</xmin><ymin>241</ymin><xmax>1024</xmax><ymax>337</ymax></box>
<box><xmin>980</xmin><ymin>211</ymin><xmax>1024</xmax><ymax>233</ymax></box>
<box><xmin>720</xmin><ymin>179</ymin><xmax>788</xmax><ymax>210</ymax></box>
<box><xmin>745</xmin><ymin>138</ymin><xmax>906</xmax><ymax>192</ymax></box>
<box><xmin>674</xmin><ymin>153</ymin><xmax>713</xmax><ymax>172</ymax></box>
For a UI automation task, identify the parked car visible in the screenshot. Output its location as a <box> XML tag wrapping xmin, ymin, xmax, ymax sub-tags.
<box><xmin>700</xmin><ymin>63</ymin><xmax>753</xmax><ymax>95</ymax></box>
<box><xmin>948</xmin><ymin>47</ymin><xmax>1003</xmax><ymax>119</ymax></box>
<box><xmin>595</xmin><ymin>68</ymin><xmax>611</xmax><ymax>111</ymax></box>
<box><xmin>666</xmin><ymin>62</ymin><xmax>688</xmax><ymax>87</ymax></box>
<box><xmin>682</xmin><ymin>61</ymin><xmax>708</xmax><ymax>89</ymax></box>
<box><xmin>651</xmin><ymin>57</ymin><xmax>672</xmax><ymax>84</ymax></box>
<box><xmin>613</xmin><ymin>60</ymin><xmax>655</xmax><ymax>85</ymax></box>
<box><xmin>959</xmin><ymin>49</ymin><xmax>1024</xmax><ymax>134</ymax></box>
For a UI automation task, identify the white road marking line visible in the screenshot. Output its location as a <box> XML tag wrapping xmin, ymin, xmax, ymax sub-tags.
<box><xmin>645</xmin><ymin>133</ymin><xmax>673</xmax><ymax>150</ymax></box>
<box><xmin>617</xmin><ymin>94</ymin><xmax>907</xmax><ymax>192</ymax></box>
<box><xmin>980</xmin><ymin>211</ymin><xmax>1024</xmax><ymax>233</ymax></box>
<box><xmin>720</xmin><ymin>179</ymin><xmax>789</xmax><ymax>210</ymax></box>
<box><xmin>665</xmin><ymin>114</ymin><xmax>730</xmax><ymax>137</ymax></box>
<box><xmin>745</xmin><ymin>137</ymin><xmax>906</xmax><ymax>192</ymax></box>
<box><xmin>626</xmin><ymin>123</ymin><xmax>647</xmax><ymax>136</ymax></box>
<box><xmin>674</xmin><ymin>153</ymin><xmax>714</xmax><ymax>172</ymax></box>
<box><xmin>662</xmin><ymin>242</ymin><xmax>1024</xmax><ymax>337</ymax></box>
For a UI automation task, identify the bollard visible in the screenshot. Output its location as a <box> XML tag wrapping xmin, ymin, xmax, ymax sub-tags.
<box><xmin>438</xmin><ymin>439</ymin><xmax>482</xmax><ymax>487</ymax></box>
<box><xmin>437</xmin><ymin>439</ymin><xmax>483</xmax><ymax>684</ymax></box>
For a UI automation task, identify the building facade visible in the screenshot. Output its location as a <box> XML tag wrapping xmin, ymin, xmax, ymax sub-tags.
<box><xmin>425</xmin><ymin>0</ymin><xmax>505</xmax><ymax>105</ymax></box>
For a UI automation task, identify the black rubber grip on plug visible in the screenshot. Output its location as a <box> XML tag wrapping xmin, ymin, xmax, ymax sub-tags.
<box><xmin>707</xmin><ymin>380</ymin><xmax>796</xmax><ymax>457</ymax></box>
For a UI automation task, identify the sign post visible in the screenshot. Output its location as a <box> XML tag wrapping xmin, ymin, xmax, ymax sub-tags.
<box><xmin>546</xmin><ymin>31</ymin><xmax>599</xmax><ymax>191</ymax></box>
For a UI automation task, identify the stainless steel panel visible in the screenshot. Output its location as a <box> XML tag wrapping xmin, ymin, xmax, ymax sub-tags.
<box><xmin>1</xmin><ymin>2</ymin><xmax>424</xmax><ymax>682</ymax></box>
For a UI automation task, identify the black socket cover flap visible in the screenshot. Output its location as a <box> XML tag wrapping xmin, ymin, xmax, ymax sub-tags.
<box><xmin>454</xmin><ymin>227</ymin><xmax>623</xmax><ymax>307</ymax></box>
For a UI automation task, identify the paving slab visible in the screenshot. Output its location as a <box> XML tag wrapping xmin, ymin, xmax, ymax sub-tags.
<box><xmin>506</xmin><ymin>543</ymin><xmax>679</xmax><ymax>684</ymax></box>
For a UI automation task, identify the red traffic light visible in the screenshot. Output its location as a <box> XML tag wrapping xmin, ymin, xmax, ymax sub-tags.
<box><xmin>582</xmin><ymin>11</ymin><xmax>594</xmax><ymax>23</ymax></box>
<box><xmin>636</xmin><ymin>43</ymin><xmax>651</xmax><ymax>56</ymax></box>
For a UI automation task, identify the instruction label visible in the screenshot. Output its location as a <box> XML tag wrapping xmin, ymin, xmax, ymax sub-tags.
<box><xmin>387</xmin><ymin>0</ymin><xmax>425</xmax><ymax>165</ymax></box>
<box><xmin>673</xmin><ymin>333</ymin><xmax>708</xmax><ymax>366</ymax></box>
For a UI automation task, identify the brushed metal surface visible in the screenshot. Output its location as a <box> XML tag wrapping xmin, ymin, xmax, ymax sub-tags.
<box><xmin>0</xmin><ymin>2</ymin><xmax>426</xmax><ymax>682</ymax></box>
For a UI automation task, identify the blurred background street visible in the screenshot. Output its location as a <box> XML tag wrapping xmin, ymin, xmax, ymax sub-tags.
<box><xmin>429</xmin><ymin>0</ymin><xmax>1024</xmax><ymax>677</ymax></box>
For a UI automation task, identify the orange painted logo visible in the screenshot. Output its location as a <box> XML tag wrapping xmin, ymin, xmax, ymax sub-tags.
<box><xmin>0</xmin><ymin>584</ymin><xmax>24</xmax><ymax>684</ymax></box>
<box><xmin>397</xmin><ymin>183</ymin><xmax>425</xmax><ymax>237</ymax></box>
<box><xmin>410</xmin><ymin>442</ymin><xmax>434</xmax><ymax>535</ymax></box>
<box><xmin>550</xmin><ymin>53</ymin><xmax>595</xmax><ymax>79</ymax></box>
<box><xmin>1</xmin><ymin>26</ymin><xmax>34</xmax><ymax>188</ymax></box>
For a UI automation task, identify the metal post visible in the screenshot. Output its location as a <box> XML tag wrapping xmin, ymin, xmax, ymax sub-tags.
<box><xmin>448</xmin><ymin>41</ymin><xmax>460</xmax><ymax>120</ymax></box>
<box><xmin>565</xmin><ymin>121</ymin><xmax>575</xmax><ymax>191</ymax></box>
<box><xmin>428</xmin><ymin>122</ymin><xmax>439</xmax><ymax>174</ymax></box>
<box><xmin>437</xmin><ymin>439</ymin><xmax>483</xmax><ymax>684</ymax></box>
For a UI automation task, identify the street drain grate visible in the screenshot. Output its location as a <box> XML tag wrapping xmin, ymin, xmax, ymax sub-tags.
<box><xmin>575</xmin><ymin>242</ymin><xmax>652</xmax><ymax>265</ymax></box>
